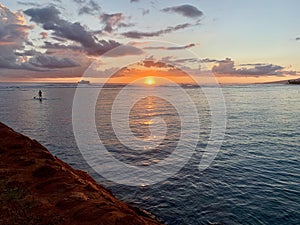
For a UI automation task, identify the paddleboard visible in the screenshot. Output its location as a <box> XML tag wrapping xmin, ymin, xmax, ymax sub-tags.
<box><xmin>33</xmin><ymin>97</ymin><xmax>46</xmax><ymax>101</ymax></box>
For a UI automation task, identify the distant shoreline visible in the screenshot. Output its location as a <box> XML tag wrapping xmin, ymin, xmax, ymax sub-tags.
<box><xmin>0</xmin><ymin>78</ymin><xmax>299</xmax><ymax>88</ymax></box>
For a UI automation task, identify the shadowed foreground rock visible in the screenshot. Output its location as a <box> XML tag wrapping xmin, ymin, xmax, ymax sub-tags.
<box><xmin>0</xmin><ymin>122</ymin><xmax>162</xmax><ymax>225</ymax></box>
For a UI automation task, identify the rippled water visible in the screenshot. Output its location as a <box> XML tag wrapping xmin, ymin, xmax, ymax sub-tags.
<box><xmin>0</xmin><ymin>83</ymin><xmax>299</xmax><ymax>225</ymax></box>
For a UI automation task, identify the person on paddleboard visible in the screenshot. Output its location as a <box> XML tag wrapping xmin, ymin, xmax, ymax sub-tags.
<box><xmin>38</xmin><ymin>90</ymin><xmax>42</xmax><ymax>100</ymax></box>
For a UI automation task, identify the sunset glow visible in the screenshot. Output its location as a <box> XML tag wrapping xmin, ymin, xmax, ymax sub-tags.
<box><xmin>144</xmin><ymin>77</ymin><xmax>155</xmax><ymax>86</ymax></box>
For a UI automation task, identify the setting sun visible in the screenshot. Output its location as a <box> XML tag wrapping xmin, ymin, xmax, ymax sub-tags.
<box><xmin>145</xmin><ymin>77</ymin><xmax>155</xmax><ymax>85</ymax></box>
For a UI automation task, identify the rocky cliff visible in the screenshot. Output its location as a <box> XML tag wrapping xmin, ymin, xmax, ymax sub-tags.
<box><xmin>0</xmin><ymin>122</ymin><xmax>162</xmax><ymax>225</ymax></box>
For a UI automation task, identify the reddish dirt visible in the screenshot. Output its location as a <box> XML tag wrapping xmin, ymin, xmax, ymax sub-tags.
<box><xmin>0</xmin><ymin>122</ymin><xmax>162</xmax><ymax>225</ymax></box>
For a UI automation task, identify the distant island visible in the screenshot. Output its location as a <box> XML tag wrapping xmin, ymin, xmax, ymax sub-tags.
<box><xmin>288</xmin><ymin>79</ymin><xmax>300</xmax><ymax>84</ymax></box>
<box><xmin>262</xmin><ymin>78</ymin><xmax>300</xmax><ymax>85</ymax></box>
<box><xmin>78</xmin><ymin>80</ymin><xmax>90</xmax><ymax>85</ymax></box>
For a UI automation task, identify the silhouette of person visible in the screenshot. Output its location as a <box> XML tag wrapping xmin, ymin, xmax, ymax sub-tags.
<box><xmin>38</xmin><ymin>90</ymin><xmax>42</xmax><ymax>99</ymax></box>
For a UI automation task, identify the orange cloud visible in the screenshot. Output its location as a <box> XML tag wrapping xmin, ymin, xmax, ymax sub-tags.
<box><xmin>0</xmin><ymin>41</ymin><xmax>16</xmax><ymax>45</ymax></box>
<box><xmin>102</xmin><ymin>61</ymin><xmax>197</xmax><ymax>85</ymax></box>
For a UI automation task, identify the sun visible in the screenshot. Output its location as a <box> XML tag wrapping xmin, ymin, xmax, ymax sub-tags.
<box><xmin>145</xmin><ymin>77</ymin><xmax>155</xmax><ymax>85</ymax></box>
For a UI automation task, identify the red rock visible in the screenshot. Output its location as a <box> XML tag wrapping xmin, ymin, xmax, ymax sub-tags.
<box><xmin>0</xmin><ymin>122</ymin><xmax>162</xmax><ymax>225</ymax></box>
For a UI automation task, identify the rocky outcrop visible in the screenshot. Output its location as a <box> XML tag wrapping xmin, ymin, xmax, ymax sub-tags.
<box><xmin>0</xmin><ymin>122</ymin><xmax>162</xmax><ymax>225</ymax></box>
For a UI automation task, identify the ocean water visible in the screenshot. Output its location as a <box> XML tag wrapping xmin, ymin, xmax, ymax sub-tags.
<box><xmin>0</xmin><ymin>83</ymin><xmax>299</xmax><ymax>225</ymax></box>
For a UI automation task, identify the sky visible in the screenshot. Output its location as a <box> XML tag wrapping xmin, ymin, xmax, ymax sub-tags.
<box><xmin>0</xmin><ymin>0</ymin><xmax>299</xmax><ymax>84</ymax></box>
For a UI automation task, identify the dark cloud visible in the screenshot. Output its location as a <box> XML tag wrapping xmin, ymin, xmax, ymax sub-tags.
<box><xmin>212</xmin><ymin>58</ymin><xmax>289</xmax><ymax>77</ymax></box>
<box><xmin>17</xmin><ymin>1</ymin><xmax>41</xmax><ymax>7</ymax></box>
<box><xmin>43</xmin><ymin>41</ymin><xmax>143</xmax><ymax>58</ymax></box>
<box><xmin>142</xmin><ymin>9</ymin><xmax>150</xmax><ymax>16</ymax></box>
<box><xmin>122</xmin><ymin>22</ymin><xmax>194</xmax><ymax>39</ymax></box>
<box><xmin>167</xmin><ymin>43</ymin><xmax>196</xmax><ymax>50</ymax></box>
<box><xmin>100</xmin><ymin>13</ymin><xmax>134</xmax><ymax>33</ymax></box>
<box><xmin>159</xmin><ymin>57</ymin><xmax>298</xmax><ymax>77</ymax></box>
<box><xmin>43</xmin><ymin>41</ymin><xmax>83</xmax><ymax>51</ymax></box>
<box><xmin>0</xmin><ymin>53</ymin><xmax>77</xmax><ymax>72</ymax></box>
<box><xmin>296</xmin><ymin>37</ymin><xmax>300</xmax><ymax>41</ymax></box>
<box><xmin>130</xmin><ymin>0</ymin><xmax>139</xmax><ymax>2</ymax></box>
<box><xmin>144</xmin><ymin>43</ymin><xmax>196</xmax><ymax>50</ymax></box>
<box><xmin>168</xmin><ymin>58</ymin><xmax>200</xmax><ymax>64</ymax></box>
<box><xmin>24</xmin><ymin>6</ymin><xmax>61</xmax><ymax>24</ymax></box>
<box><xmin>159</xmin><ymin>57</ymin><xmax>225</xmax><ymax>65</ymax></box>
<box><xmin>78</xmin><ymin>6</ymin><xmax>95</xmax><ymax>15</ymax></box>
<box><xmin>73</xmin><ymin>0</ymin><xmax>86</xmax><ymax>3</ymax></box>
<box><xmin>201</xmin><ymin>58</ymin><xmax>219</xmax><ymax>63</ymax></box>
<box><xmin>141</xmin><ymin>60</ymin><xmax>174</xmax><ymax>69</ymax></box>
<box><xmin>28</xmin><ymin>54</ymin><xmax>80</xmax><ymax>69</ymax></box>
<box><xmin>161</xmin><ymin>4</ymin><xmax>203</xmax><ymax>19</ymax></box>
<box><xmin>24</xmin><ymin>6</ymin><xmax>121</xmax><ymax>56</ymax></box>
<box><xmin>78</xmin><ymin>0</ymin><xmax>101</xmax><ymax>15</ymax></box>
<box><xmin>239</xmin><ymin>63</ymin><xmax>267</xmax><ymax>67</ymax></box>
<box><xmin>0</xmin><ymin>56</ymin><xmax>40</xmax><ymax>71</ymax></box>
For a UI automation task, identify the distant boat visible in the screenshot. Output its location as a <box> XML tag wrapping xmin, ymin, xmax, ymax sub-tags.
<box><xmin>78</xmin><ymin>80</ymin><xmax>90</xmax><ymax>85</ymax></box>
<box><xmin>288</xmin><ymin>79</ymin><xmax>300</xmax><ymax>84</ymax></box>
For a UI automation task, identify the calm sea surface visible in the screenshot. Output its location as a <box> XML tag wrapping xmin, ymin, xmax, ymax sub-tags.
<box><xmin>0</xmin><ymin>83</ymin><xmax>299</xmax><ymax>225</ymax></box>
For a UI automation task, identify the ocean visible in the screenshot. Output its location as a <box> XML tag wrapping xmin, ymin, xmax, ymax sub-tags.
<box><xmin>0</xmin><ymin>83</ymin><xmax>299</xmax><ymax>225</ymax></box>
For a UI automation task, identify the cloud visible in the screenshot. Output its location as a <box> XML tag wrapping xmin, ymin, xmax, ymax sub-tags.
<box><xmin>161</xmin><ymin>4</ymin><xmax>203</xmax><ymax>19</ymax></box>
<box><xmin>24</xmin><ymin>6</ymin><xmax>61</xmax><ymax>24</ymax></box>
<box><xmin>15</xmin><ymin>49</ymin><xmax>38</xmax><ymax>56</ymax></box>
<box><xmin>0</xmin><ymin>4</ymin><xmax>35</xmax><ymax>70</ymax></box>
<box><xmin>296</xmin><ymin>37</ymin><xmax>300</xmax><ymax>41</ymax></box>
<box><xmin>28</xmin><ymin>54</ymin><xmax>80</xmax><ymax>69</ymax></box>
<box><xmin>43</xmin><ymin>41</ymin><xmax>83</xmax><ymax>52</ymax></box>
<box><xmin>17</xmin><ymin>1</ymin><xmax>41</xmax><ymax>7</ymax></box>
<box><xmin>0</xmin><ymin>4</ymin><xmax>85</xmax><ymax>73</ymax></box>
<box><xmin>0</xmin><ymin>53</ymin><xmax>75</xmax><ymax>72</ymax></box>
<box><xmin>73</xmin><ymin>0</ymin><xmax>87</xmax><ymax>3</ymax></box>
<box><xmin>122</xmin><ymin>22</ymin><xmax>195</xmax><ymax>38</ymax></box>
<box><xmin>0</xmin><ymin>57</ymin><xmax>37</xmax><ymax>71</ymax></box>
<box><xmin>155</xmin><ymin>57</ymin><xmax>198</xmax><ymax>65</ymax></box>
<box><xmin>144</xmin><ymin>43</ymin><xmax>196</xmax><ymax>50</ymax></box>
<box><xmin>130</xmin><ymin>0</ymin><xmax>139</xmax><ymax>3</ymax></box>
<box><xmin>104</xmin><ymin>45</ymin><xmax>144</xmax><ymax>57</ymax></box>
<box><xmin>78</xmin><ymin>6</ymin><xmax>95</xmax><ymax>15</ymax></box>
<box><xmin>142</xmin><ymin>9</ymin><xmax>150</xmax><ymax>16</ymax></box>
<box><xmin>212</xmin><ymin>58</ymin><xmax>291</xmax><ymax>77</ymax></box>
<box><xmin>40</xmin><ymin>31</ymin><xmax>48</xmax><ymax>39</ymax></box>
<box><xmin>239</xmin><ymin>63</ymin><xmax>267</xmax><ymax>67</ymax></box>
<box><xmin>24</xmin><ymin>6</ymin><xmax>121</xmax><ymax>56</ymax></box>
<box><xmin>128</xmin><ymin>41</ymin><xmax>150</xmax><ymax>46</ymax></box>
<box><xmin>43</xmin><ymin>41</ymin><xmax>143</xmax><ymax>58</ymax></box>
<box><xmin>100</xmin><ymin>13</ymin><xmax>134</xmax><ymax>33</ymax></box>
<box><xmin>0</xmin><ymin>4</ymin><xmax>32</xmax><ymax>44</ymax></box>
<box><xmin>108</xmin><ymin>59</ymin><xmax>194</xmax><ymax>80</ymax></box>
<box><xmin>155</xmin><ymin>57</ymin><xmax>299</xmax><ymax>77</ymax></box>
<box><xmin>78</xmin><ymin>0</ymin><xmax>101</xmax><ymax>15</ymax></box>
<box><xmin>140</xmin><ymin>60</ymin><xmax>174</xmax><ymax>69</ymax></box>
